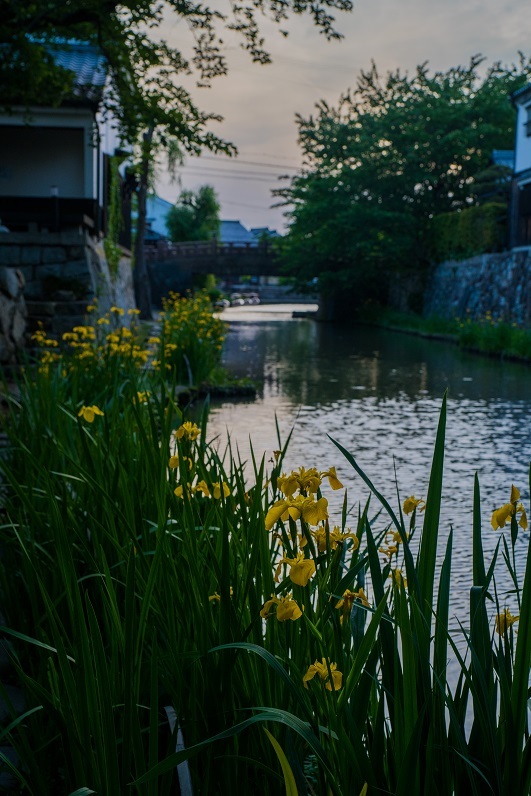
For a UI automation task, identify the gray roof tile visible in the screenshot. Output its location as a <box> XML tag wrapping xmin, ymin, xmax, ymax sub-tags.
<box><xmin>47</xmin><ymin>39</ymin><xmax>107</xmax><ymax>104</ymax></box>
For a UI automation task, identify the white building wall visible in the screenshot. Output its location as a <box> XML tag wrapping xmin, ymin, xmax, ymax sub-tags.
<box><xmin>514</xmin><ymin>94</ymin><xmax>531</xmax><ymax>177</ymax></box>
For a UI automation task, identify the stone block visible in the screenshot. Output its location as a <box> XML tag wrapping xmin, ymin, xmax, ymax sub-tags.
<box><xmin>17</xmin><ymin>265</ymin><xmax>33</xmax><ymax>282</ymax></box>
<box><xmin>0</xmin><ymin>337</ymin><xmax>13</xmax><ymax>362</ymax></box>
<box><xmin>61</xmin><ymin>300</ymin><xmax>90</xmax><ymax>315</ymax></box>
<box><xmin>63</xmin><ymin>258</ymin><xmax>90</xmax><ymax>279</ymax></box>
<box><xmin>20</xmin><ymin>246</ymin><xmax>42</xmax><ymax>265</ymax></box>
<box><xmin>25</xmin><ymin>300</ymin><xmax>56</xmax><ymax>317</ymax></box>
<box><xmin>35</xmin><ymin>263</ymin><xmax>62</xmax><ymax>279</ymax></box>
<box><xmin>12</xmin><ymin>306</ymin><xmax>27</xmax><ymax>347</ymax></box>
<box><xmin>66</xmin><ymin>245</ymin><xmax>86</xmax><ymax>260</ymax></box>
<box><xmin>0</xmin><ymin>267</ymin><xmax>21</xmax><ymax>300</ymax></box>
<box><xmin>42</xmin><ymin>246</ymin><xmax>67</xmax><ymax>264</ymax></box>
<box><xmin>59</xmin><ymin>230</ymin><xmax>88</xmax><ymax>246</ymax></box>
<box><xmin>52</xmin><ymin>315</ymin><xmax>86</xmax><ymax>335</ymax></box>
<box><xmin>23</xmin><ymin>280</ymin><xmax>43</xmax><ymax>300</ymax></box>
<box><xmin>0</xmin><ymin>246</ymin><xmax>21</xmax><ymax>266</ymax></box>
<box><xmin>0</xmin><ymin>293</ymin><xmax>14</xmax><ymax>336</ymax></box>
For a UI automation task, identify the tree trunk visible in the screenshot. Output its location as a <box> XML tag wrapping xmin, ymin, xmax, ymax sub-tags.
<box><xmin>133</xmin><ymin>126</ymin><xmax>154</xmax><ymax>320</ymax></box>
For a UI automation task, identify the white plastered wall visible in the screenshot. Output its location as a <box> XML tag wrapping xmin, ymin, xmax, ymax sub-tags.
<box><xmin>514</xmin><ymin>95</ymin><xmax>531</xmax><ymax>177</ymax></box>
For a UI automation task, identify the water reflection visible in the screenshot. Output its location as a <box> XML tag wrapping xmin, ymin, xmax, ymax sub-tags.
<box><xmin>205</xmin><ymin>307</ymin><xmax>531</xmax><ymax>628</ymax></box>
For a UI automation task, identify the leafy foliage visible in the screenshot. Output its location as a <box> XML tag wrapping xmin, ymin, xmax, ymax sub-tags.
<box><xmin>166</xmin><ymin>185</ymin><xmax>221</xmax><ymax>242</ymax></box>
<box><xmin>428</xmin><ymin>201</ymin><xmax>508</xmax><ymax>261</ymax></box>
<box><xmin>277</xmin><ymin>55</ymin><xmax>531</xmax><ymax>310</ymax></box>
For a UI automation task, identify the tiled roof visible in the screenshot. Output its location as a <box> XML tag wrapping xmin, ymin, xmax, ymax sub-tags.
<box><xmin>218</xmin><ymin>220</ymin><xmax>256</xmax><ymax>244</ymax></box>
<box><xmin>46</xmin><ymin>39</ymin><xmax>107</xmax><ymax>105</ymax></box>
<box><xmin>251</xmin><ymin>226</ymin><xmax>280</xmax><ymax>239</ymax></box>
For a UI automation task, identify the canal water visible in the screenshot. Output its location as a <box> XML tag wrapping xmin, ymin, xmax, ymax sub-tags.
<box><xmin>205</xmin><ymin>304</ymin><xmax>531</xmax><ymax>631</ymax></box>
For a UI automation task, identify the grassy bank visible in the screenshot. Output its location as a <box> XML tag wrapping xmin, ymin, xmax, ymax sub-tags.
<box><xmin>0</xmin><ymin>294</ymin><xmax>530</xmax><ymax>795</ymax></box>
<box><xmin>363</xmin><ymin>307</ymin><xmax>531</xmax><ymax>363</ymax></box>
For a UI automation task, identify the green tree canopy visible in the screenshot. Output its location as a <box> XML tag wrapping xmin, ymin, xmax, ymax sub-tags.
<box><xmin>276</xmin><ymin>55</ymin><xmax>531</xmax><ymax>312</ymax></box>
<box><xmin>166</xmin><ymin>185</ymin><xmax>220</xmax><ymax>242</ymax></box>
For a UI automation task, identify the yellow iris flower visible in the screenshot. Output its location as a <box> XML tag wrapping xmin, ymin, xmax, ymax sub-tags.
<box><xmin>336</xmin><ymin>587</ymin><xmax>369</xmax><ymax>611</ymax></box>
<box><xmin>320</xmin><ymin>467</ymin><xmax>343</xmax><ymax>491</ymax></box>
<box><xmin>193</xmin><ymin>480</ymin><xmax>230</xmax><ymax>499</ymax></box>
<box><xmin>175</xmin><ymin>422</ymin><xmax>201</xmax><ymax>441</ymax></box>
<box><xmin>212</xmin><ymin>481</ymin><xmax>231</xmax><ymax>499</ymax></box>
<box><xmin>265</xmin><ymin>496</ymin><xmax>328</xmax><ymax>530</ymax></box>
<box><xmin>336</xmin><ymin>588</ymin><xmax>369</xmax><ymax>623</ymax></box>
<box><xmin>403</xmin><ymin>496</ymin><xmax>426</xmax><ymax>515</ymax></box>
<box><xmin>78</xmin><ymin>405</ymin><xmax>104</xmax><ymax>423</ymax></box>
<box><xmin>310</xmin><ymin>526</ymin><xmax>358</xmax><ymax>553</ymax></box>
<box><xmin>390</xmin><ymin>568</ymin><xmax>407</xmax><ymax>588</ymax></box>
<box><xmin>174</xmin><ymin>483</ymin><xmax>192</xmax><ymax>499</ymax></box>
<box><xmin>260</xmin><ymin>594</ymin><xmax>302</xmax><ymax>621</ymax></box>
<box><xmin>277</xmin><ymin>472</ymin><xmax>301</xmax><ymax>498</ymax></box>
<box><xmin>303</xmin><ymin>658</ymin><xmax>342</xmax><ymax>691</ymax></box>
<box><xmin>276</xmin><ymin>466</ymin><xmax>343</xmax><ymax>500</ymax></box>
<box><xmin>209</xmin><ymin>586</ymin><xmax>233</xmax><ymax>602</ymax></box>
<box><xmin>276</xmin><ymin>551</ymin><xmax>316</xmax><ymax>586</ymax></box>
<box><xmin>491</xmin><ymin>485</ymin><xmax>528</xmax><ymax>531</ymax></box>
<box><xmin>495</xmin><ymin>608</ymin><xmax>519</xmax><ymax>635</ymax></box>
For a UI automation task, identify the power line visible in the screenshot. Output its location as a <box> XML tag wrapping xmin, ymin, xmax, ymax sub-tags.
<box><xmin>183</xmin><ymin>163</ymin><xmax>291</xmax><ymax>177</ymax></box>
<box><xmin>183</xmin><ymin>169</ymin><xmax>288</xmax><ymax>183</ymax></box>
<box><xmin>240</xmin><ymin>150</ymin><xmax>301</xmax><ymax>164</ymax></box>
<box><xmin>196</xmin><ymin>155</ymin><xmax>300</xmax><ymax>171</ymax></box>
<box><xmin>222</xmin><ymin>199</ymin><xmax>275</xmax><ymax>210</ymax></box>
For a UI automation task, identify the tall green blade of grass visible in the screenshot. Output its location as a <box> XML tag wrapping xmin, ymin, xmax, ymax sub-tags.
<box><xmin>472</xmin><ymin>474</ymin><xmax>486</xmax><ymax>585</ymax></box>
<box><xmin>468</xmin><ymin>472</ymin><xmax>500</xmax><ymax>789</ymax></box>
<box><xmin>416</xmin><ymin>391</ymin><xmax>446</xmax><ymax>621</ymax></box>
<box><xmin>428</xmin><ymin>530</ymin><xmax>453</xmax><ymax>795</ymax></box>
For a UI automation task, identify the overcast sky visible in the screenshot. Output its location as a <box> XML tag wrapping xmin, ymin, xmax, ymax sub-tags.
<box><xmin>155</xmin><ymin>0</ymin><xmax>529</xmax><ymax>233</ymax></box>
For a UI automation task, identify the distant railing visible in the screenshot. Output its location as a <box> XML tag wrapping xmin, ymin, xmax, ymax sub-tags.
<box><xmin>144</xmin><ymin>239</ymin><xmax>271</xmax><ymax>260</ymax></box>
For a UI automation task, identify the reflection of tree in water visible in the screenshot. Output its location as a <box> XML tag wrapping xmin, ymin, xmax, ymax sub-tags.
<box><xmin>222</xmin><ymin>319</ymin><xmax>530</xmax><ymax>406</ymax></box>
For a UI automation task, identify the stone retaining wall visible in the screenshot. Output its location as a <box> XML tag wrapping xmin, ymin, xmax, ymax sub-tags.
<box><xmin>0</xmin><ymin>267</ymin><xmax>26</xmax><ymax>363</ymax></box>
<box><xmin>0</xmin><ymin>231</ymin><xmax>135</xmax><ymax>354</ymax></box>
<box><xmin>424</xmin><ymin>248</ymin><xmax>531</xmax><ymax>325</ymax></box>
